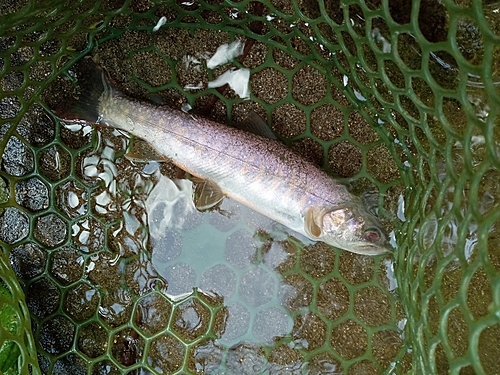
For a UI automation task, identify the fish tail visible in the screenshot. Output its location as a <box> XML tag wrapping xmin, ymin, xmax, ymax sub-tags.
<box><xmin>52</xmin><ymin>57</ymin><xmax>112</xmax><ymax>122</ymax></box>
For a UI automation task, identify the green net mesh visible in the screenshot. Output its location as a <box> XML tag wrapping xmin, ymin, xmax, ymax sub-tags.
<box><xmin>0</xmin><ymin>0</ymin><xmax>499</xmax><ymax>374</ymax></box>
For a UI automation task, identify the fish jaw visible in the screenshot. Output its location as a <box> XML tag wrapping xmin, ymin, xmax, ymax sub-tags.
<box><xmin>304</xmin><ymin>205</ymin><xmax>391</xmax><ymax>255</ymax></box>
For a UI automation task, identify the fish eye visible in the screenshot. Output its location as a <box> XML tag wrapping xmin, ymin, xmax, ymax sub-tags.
<box><xmin>364</xmin><ymin>227</ymin><xmax>382</xmax><ymax>243</ymax></box>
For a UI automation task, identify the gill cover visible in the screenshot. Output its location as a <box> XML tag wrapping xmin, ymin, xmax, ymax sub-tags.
<box><xmin>304</xmin><ymin>207</ymin><xmax>323</xmax><ymax>238</ymax></box>
<box><xmin>304</xmin><ymin>205</ymin><xmax>354</xmax><ymax>238</ymax></box>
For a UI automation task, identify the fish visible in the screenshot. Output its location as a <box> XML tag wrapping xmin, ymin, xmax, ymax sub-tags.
<box><xmin>53</xmin><ymin>58</ymin><xmax>391</xmax><ymax>256</ymax></box>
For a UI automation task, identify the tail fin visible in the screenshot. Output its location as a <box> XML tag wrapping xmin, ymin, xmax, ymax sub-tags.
<box><xmin>51</xmin><ymin>57</ymin><xmax>109</xmax><ymax>122</ymax></box>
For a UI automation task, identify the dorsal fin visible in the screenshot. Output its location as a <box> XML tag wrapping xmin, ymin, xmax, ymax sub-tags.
<box><xmin>234</xmin><ymin>111</ymin><xmax>278</xmax><ymax>140</ymax></box>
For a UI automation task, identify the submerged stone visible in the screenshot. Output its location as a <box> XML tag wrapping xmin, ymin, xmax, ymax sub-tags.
<box><xmin>39</xmin><ymin>144</ymin><xmax>71</xmax><ymax>181</ymax></box>
<box><xmin>34</xmin><ymin>213</ymin><xmax>67</xmax><ymax>247</ymax></box>
<box><xmin>0</xmin><ymin>207</ymin><xmax>29</xmax><ymax>244</ymax></box>
<box><xmin>2</xmin><ymin>136</ymin><xmax>34</xmax><ymax>176</ymax></box>
<box><xmin>27</xmin><ymin>277</ymin><xmax>60</xmax><ymax>319</ymax></box>
<box><xmin>39</xmin><ymin>315</ymin><xmax>75</xmax><ymax>355</ymax></box>
<box><xmin>15</xmin><ymin>177</ymin><xmax>49</xmax><ymax>212</ymax></box>
<box><xmin>9</xmin><ymin>242</ymin><xmax>47</xmax><ymax>279</ymax></box>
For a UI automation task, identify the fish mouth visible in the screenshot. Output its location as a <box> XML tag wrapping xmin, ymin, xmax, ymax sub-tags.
<box><xmin>352</xmin><ymin>243</ymin><xmax>393</xmax><ymax>256</ymax></box>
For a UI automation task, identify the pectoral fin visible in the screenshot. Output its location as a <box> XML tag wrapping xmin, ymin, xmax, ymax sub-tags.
<box><xmin>194</xmin><ymin>179</ymin><xmax>225</xmax><ymax>211</ymax></box>
<box><xmin>125</xmin><ymin>138</ymin><xmax>171</xmax><ymax>162</ymax></box>
<box><xmin>304</xmin><ymin>207</ymin><xmax>322</xmax><ymax>238</ymax></box>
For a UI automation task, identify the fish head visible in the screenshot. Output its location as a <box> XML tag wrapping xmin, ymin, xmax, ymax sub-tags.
<box><xmin>304</xmin><ymin>204</ymin><xmax>390</xmax><ymax>256</ymax></box>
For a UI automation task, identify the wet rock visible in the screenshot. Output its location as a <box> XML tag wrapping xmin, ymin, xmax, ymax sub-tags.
<box><xmin>188</xmin><ymin>339</ymin><xmax>223</xmax><ymax>374</ymax></box>
<box><xmin>253</xmin><ymin>307</ymin><xmax>292</xmax><ymax>345</ymax></box>
<box><xmin>0</xmin><ymin>123</ymin><xmax>11</xmax><ymax>142</ymax></box>
<box><xmin>279</xmin><ymin>274</ymin><xmax>313</xmax><ymax>312</ymax></box>
<box><xmin>39</xmin><ymin>315</ymin><xmax>75</xmax><ymax>355</ymax></box>
<box><xmin>78</xmin><ymin>322</ymin><xmax>108</xmax><ymax>358</ymax></box>
<box><xmin>34</xmin><ymin>213</ymin><xmax>67</xmax><ymax>248</ymax></box>
<box><xmin>27</xmin><ymin>277</ymin><xmax>60</xmax><ymax>318</ymax></box>
<box><xmin>9</xmin><ymin>242</ymin><xmax>47</xmax><ymax>279</ymax></box>
<box><xmin>134</xmin><ymin>292</ymin><xmax>172</xmax><ymax>335</ymax></box>
<box><xmin>64</xmin><ymin>282</ymin><xmax>99</xmax><ymax>322</ymax></box>
<box><xmin>56</xmin><ymin>180</ymin><xmax>87</xmax><ymax>219</ymax></box>
<box><xmin>200</xmin><ymin>264</ymin><xmax>237</xmax><ymax>298</ymax></box>
<box><xmin>52</xmin><ymin>353</ymin><xmax>87</xmax><ymax>375</ymax></box>
<box><xmin>60</xmin><ymin>122</ymin><xmax>91</xmax><ymax>150</ymax></box>
<box><xmin>91</xmin><ymin>360</ymin><xmax>120</xmax><ymax>375</ymax></box>
<box><xmin>17</xmin><ymin>103</ymin><xmax>55</xmax><ymax>146</ymax></box>
<box><xmin>0</xmin><ymin>96</ymin><xmax>21</xmax><ymax>119</ymax></box>
<box><xmin>50</xmin><ymin>246</ymin><xmax>83</xmax><ymax>285</ymax></box>
<box><xmin>161</xmin><ymin>262</ymin><xmax>196</xmax><ymax>297</ymax></box>
<box><xmin>2</xmin><ymin>136</ymin><xmax>34</xmax><ymax>176</ymax></box>
<box><xmin>15</xmin><ymin>177</ymin><xmax>49</xmax><ymax>212</ymax></box>
<box><xmin>224</xmin><ymin>229</ymin><xmax>257</xmax><ymax>269</ymax></box>
<box><xmin>1</xmin><ymin>70</ymin><xmax>25</xmax><ymax>92</ymax></box>
<box><xmin>148</xmin><ymin>334</ymin><xmax>185</xmax><ymax>373</ymax></box>
<box><xmin>171</xmin><ymin>298</ymin><xmax>210</xmax><ymax>342</ymax></box>
<box><xmin>72</xmin><ymin>217</ymin><xmax>104</xmax><ymax>253</ymax></box>
<box><xmin>111</xmin><ymin>328</ymin><xmax>144</xmax><ymax>367</ymax></box>
<box><xmin>219</xmin><ymin>303</ymin><xmax>250</xmax><ymax>342</ymax></box>
<box><xmin>291</xmin><ymin>313</ymin><xmax>327</xmax><ymax>351</ymax></box>
<box><xmin>9</xmin><ymin>46</ymin><xmax>33</xmax><ymax>67</ymax></box>
<box><xmin>225</xmin><ymin>342</ymin><xmax>267</xmax><ymax>375</ymax></box>
<box><xmin>330</xmin><ymin>319</ymin><xmax>367</xmax><ymax>360</ymax></box>
<box><xmin>239</xmin><ymin>267</ymin><xmax>275</xmax><ymax>307</ymax></box>
<box><xmin>149</xmin><ymin>229</ymin><xmax>183</xmax><ymax>263</ymax></box>
<box><xmin>39</xmin><ymin>145</ymin><xmax>71</xmax><ymax>181</ymax></box>
<box><xmin>87</xmin><ymin>252</ymin><xmax>120</xmax><ymax>289</ymax></box>
<box><xmin>0</xmin><ymin>207</ymin><xmax>29</xmax><ymax>244</ymax></box>
<box><xmin>99</xmin><ymin>287</ymin><xmax>133</xmax><ymax>328</ymax></box>
<box><xmin>0</xmin><ymin>176</ymin><xmax>9</xmax><ymax>204</ymax></box>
